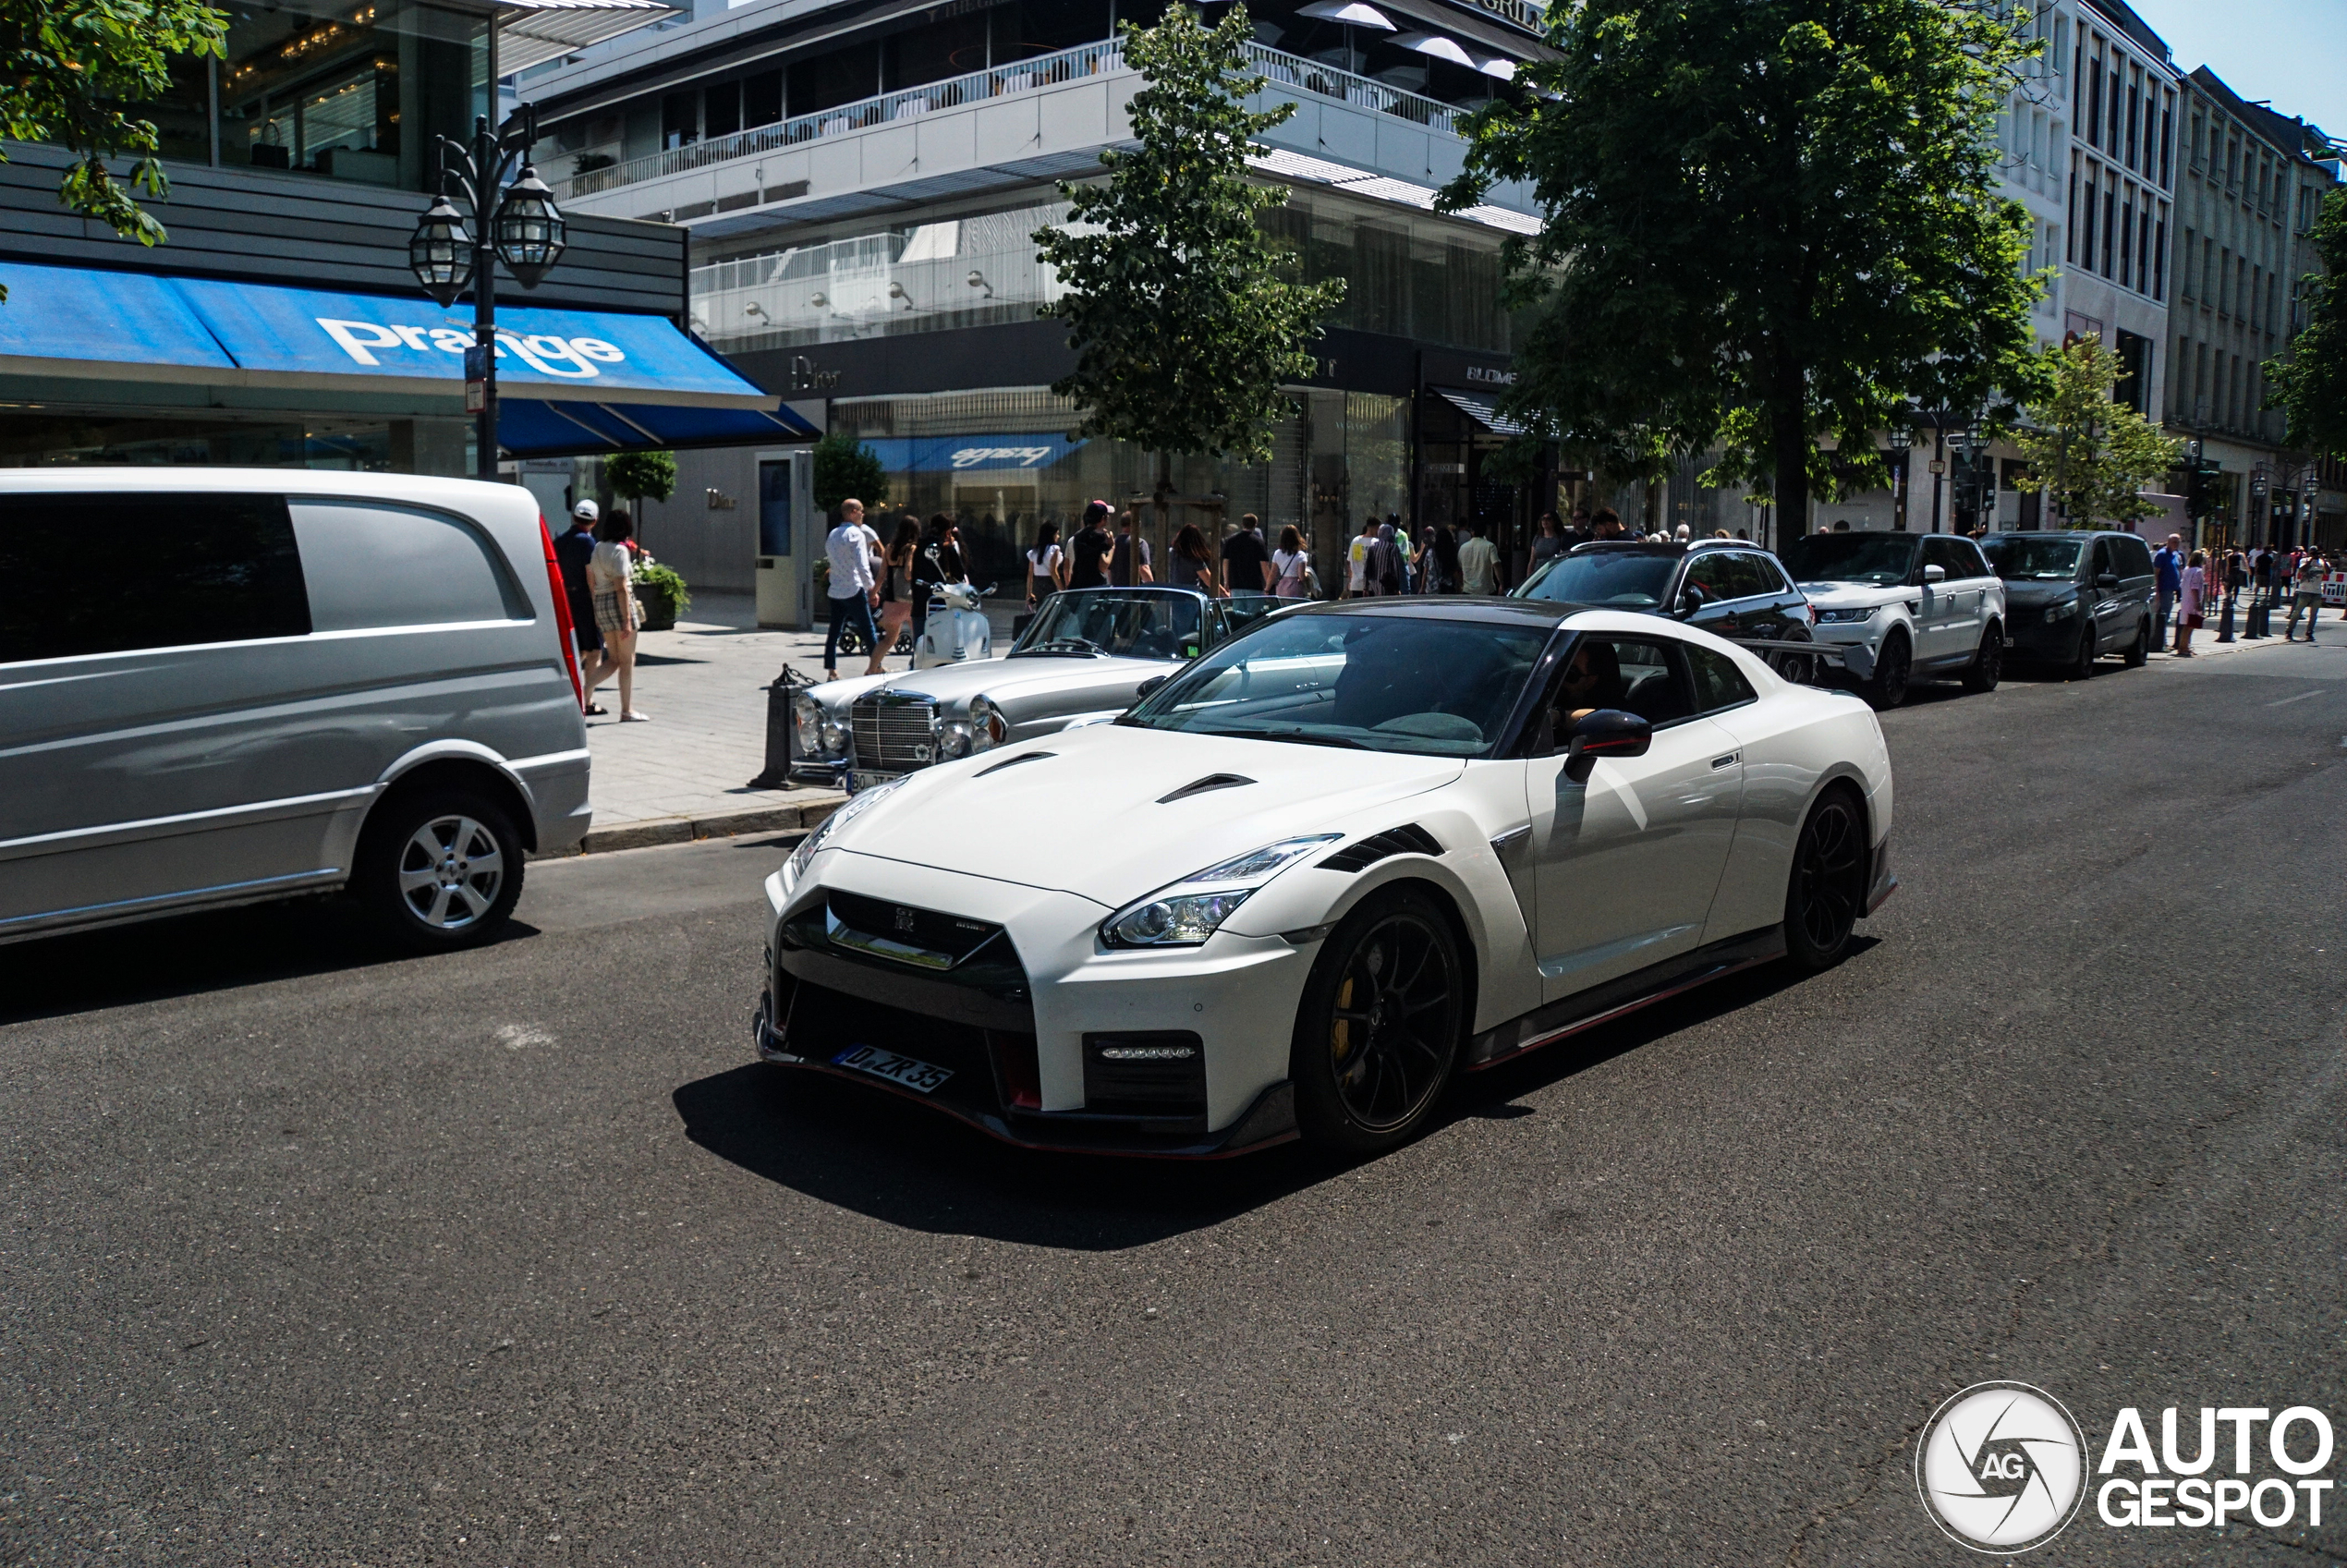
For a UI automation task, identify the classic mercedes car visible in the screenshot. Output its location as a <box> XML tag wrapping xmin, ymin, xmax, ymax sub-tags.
<box><xmin>756</xmin><ymin>599</ymin><xmax>1897</xmax><ymax>1159</ymax></box>
<box><xmin>789</xmin><ymin>587</ymin><xmax>1285</xmax><ymax>791</ymax></box>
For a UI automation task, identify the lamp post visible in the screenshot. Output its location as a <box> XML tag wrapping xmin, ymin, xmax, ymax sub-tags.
<box><xmin>407</xmin><ymin>103</ymin><xmax>567</xmax><ymax>481</ymax></box>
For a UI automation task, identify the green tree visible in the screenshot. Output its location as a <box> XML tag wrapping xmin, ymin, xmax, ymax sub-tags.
<box><xmin>1439</xmin><ymin>0</ymin><xmax>2050</xmax><ymax>534</ymax></box>
<box><xmin>2267</xmin><ymin>184</ymin><xmax>2347</xmax><ymax>457</ymax></box>
<box><xmin>1034</xmin><ymin>3</ymin><xmax>1344</xmax><ymax>489</ymax></box>
<box><xmin>2013</xmin><ymin>339</ymin><xmax>2182</xmax><ymax>529</ymax></box>
<box><xmin>604</xmin><ymin>448</ymin><xmax>677</xmax><ymax>505</ymax></box>
<box><xmin>0</xmin><ymin>0</ymin><xmax>227</xmax><ymax>290</ymax></box>
<box><xmin>811</xmin><ymin>432</ymin><xmax>887</xmax><ymax>514</ymax></box>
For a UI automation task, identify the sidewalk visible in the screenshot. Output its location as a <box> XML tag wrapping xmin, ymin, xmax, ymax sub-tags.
<box><xmin>565</xmin><ymin>590</ymin><xmax>1027</xmax><ymax>854</ymax></box>
<box><xmin>2147</xmin><ymin>596</ymin><xmax>2343</xmax><ymax>663</ymax></box>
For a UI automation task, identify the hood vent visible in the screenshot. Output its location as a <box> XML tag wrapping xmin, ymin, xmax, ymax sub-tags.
<box><xmin>1156</xmin><ymin>772</ymin><xmax>1256</xmax><ymax>804</ymax></box>
<box><xmin>1319</xmin><ymin>823</ymin><xmax>1443</xmax><ymax>873</ymax></box>
<box><xmin>974</xmin><ymin>751</ymin><xmax>1054</xmax><ymax>778</ymax></box>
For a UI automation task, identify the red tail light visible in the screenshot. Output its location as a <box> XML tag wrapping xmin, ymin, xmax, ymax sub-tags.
<box><xmin>537</xmin><ymin>514</ymin><xmax>586</xmax><ymax>710</ymax></box>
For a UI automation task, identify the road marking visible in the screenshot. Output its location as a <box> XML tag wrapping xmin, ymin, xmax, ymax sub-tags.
<box><xmin>2268</xmin><ymin>689</ymin><xmax>2329</xmax><ymax>707</ymax></box>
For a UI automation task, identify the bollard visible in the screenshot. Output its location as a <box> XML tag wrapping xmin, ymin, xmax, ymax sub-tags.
<box><xmin>2247</xmin><ymin>593</ymin><xmax>2270</xmax><ymax>639</ymax></box>
<box><xmin>2216</xmin><ymin>592</ymin><xmax>2236</xmax><ymax>643</ymax></box>
<box><xmin>748</xmin><ymin>664</ymin><xmax>816</xmax><ymax>790</ymax></box>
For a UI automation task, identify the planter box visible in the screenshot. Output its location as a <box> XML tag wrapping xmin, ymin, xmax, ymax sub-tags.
<box><xmin>637</xmin><ymin>583</ymin><xmax>679</xmax><ymax>631</ymax></box>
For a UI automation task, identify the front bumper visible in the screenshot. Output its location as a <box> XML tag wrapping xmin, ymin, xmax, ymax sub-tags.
<box><xmin>1811</xmin><ymin>623</ymin><xmax>1879</xmax><ymax>679</ymax></box>
<box><xmin>2004</xmin><ymin>612</ymin><xmax>2086</xmax><ymax>659</ymax></box>
<box><xmin>1867</xmin><ymin>833</ymin><xmax>1897</xmax><ymax>914</ymax></box>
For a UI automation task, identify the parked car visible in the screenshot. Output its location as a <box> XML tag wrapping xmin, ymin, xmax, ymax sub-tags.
<box><xmin>1513</xmin><ymin>539</ymin><xmax>1822</xmax><ymax>681</ymax></box>
<box><xmin>1779</xmin><ymin>531</ymin><xmax>2007</xmax><ymax>709</ymax></box>
<box><xmin>790</xmin><ymin>587</ymin><xmax>1286</xmax><ymax>791</ymax></box>
<box><xmin>758</xmin><ymin>601</ymin><xmax>1895</xmax><ymax>1157</ymax></box>
<box><xmin>1980</xmin><ymin>529</ymin><xmax>2157</xmax><ymax>675</ymax></box>
<box><xmin>0</xmin><ymin>471</ymin><xmax>592</xmax><ymax>949</ymax></box>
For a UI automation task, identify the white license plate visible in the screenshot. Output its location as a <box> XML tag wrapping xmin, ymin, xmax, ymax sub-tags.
<box><xmin>847</xmin><ymin>770</ymin><xmax>901</xmax><ymax>794</ymax></box>
<box><xmin>833</xmin><ymin>1044</ymin><xmax>953</xmax><ymax>1094</ymax></box>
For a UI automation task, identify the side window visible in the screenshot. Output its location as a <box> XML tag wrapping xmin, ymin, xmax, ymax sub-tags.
<box><xmin>0</xmin><ymin>492</ymin><xmax>309</xmax><ymax>663</ymax></box>
<box><xmin>1923</xmin><ymin>537</ymin><xmax>1976</xmax><ymax>579</ymax></box>
<box><xmin>2088</xmin><ymin>539</ymin><xmax>2112</xmax><ymax>578</ymax></box>
<box><xmin>1684</xmin><ymin>553</ymin><xmax>1734</xmax><ymax>601</ymax></box>
<box><xmin>1556</xmin><ymin>636</ymin><xmax>1690</xmax><ymax>729</ymax></box>
<box><xmin>1724</xmin><ymin>553</ymin><xmax>1780</xmax><ymax>598</ymax></box>
<box><xmin>1684</xmin><ymin>644</ymin><xmax>1757</xmax><ymax>714</ymax></box>
<box><xmin>289</xmin><ymin>502</ymin><xmax>522</xmax><ymax>631</ymax></box>
<box><xmin>2115</xmin><ymin>535</ymin><xmax>2154</xmax><ymax>577</ymax></box>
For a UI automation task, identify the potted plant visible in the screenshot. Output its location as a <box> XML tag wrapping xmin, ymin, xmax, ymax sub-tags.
<box><xmin>633</xmin><ymin>561</ymin><xmax>690</xmax><ymax>630</ymax></box>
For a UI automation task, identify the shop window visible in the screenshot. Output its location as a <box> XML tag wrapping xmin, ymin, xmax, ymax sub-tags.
<box><xmin>789</xmin><ymin>42</ymin><xmax>882</xmax><ymax>115</ymax></box>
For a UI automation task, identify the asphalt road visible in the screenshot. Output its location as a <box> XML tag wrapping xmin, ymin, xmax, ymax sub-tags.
<box><xmin>6</xmin><ymin>641</ymin><xmax>2345</xmax><ymax>1567</ymax></box>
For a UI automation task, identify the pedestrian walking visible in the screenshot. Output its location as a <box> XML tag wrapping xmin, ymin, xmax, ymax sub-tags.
<box><xmin>1068</xmin><ymin>501</ymin><xmax>1114</xmax><ymax>590</ymax></box>
<box><xmin>554</xmin><ymin>500</ymin><xmax>609</xmax><ymax>714</ymax></box>
<box><xmin>2286</xmin><ymin>549</ymin><xmax>2327</xmax><ymax>642</ymax></box>
<box><xmin>1026</xmin><ymin>522</ymin><xmax>1063</xmax><ymax>610</ymax></box>
<box><xmin>588</xmin><ymin>507</ymin><xmax>650</xmax><ymax>720</ymax></box>
<box><xmin>1171</xmin><ymin>522</ymin><xmax>1222</xmax><ymax>595</ymax></box>
<box><xmin>1429</xmin><ymin>523</ymin><xmax>1462</xmax><ymax>594</ymax></box>
<box><xmin>2153</xmin><ymin>532</ymin><xmax>2184</xmax><ymax>649</ymax></box>
<box><xmin>1111</xmin><ymin>510</ymin><xmax>1153</xmax><ymax>586</ymax></box>
<box><xmin>1457</xmin><ymin>520</ymin><xmax>1501</xmax><ymax>595</ymax></box>
<box><xmin>1346</xmin><ymin>518</ymin><xmax>1378</xmax><ymax>597</ymax></box>
<box><xmin>1271</xmin><ymin>525</ymin><xmax>1311</xmax><ymax>600</ymax></box>
<box><xmin>1529</xmin><ymin>512</ymin><xmax>1565</xmax><ymax>575</ymax></box>
<box><xmin>875</xmin><ymin>515</ymin><xmax>919</xmax><ymax>665</ymax></box>
<box><xmin>1590</xmin><ymin>506</ymin><xmax>1626</xmax><ymax>541</ymax></box>
<box><xmin>1373</xmin><ymin>523</ymin><xmax>1405</xmax><ymax>596</ymax></box>
<box><xmin>2226</xmin><ymin>550</ymin><xmax>2248</xmax><ymax>605</ymax></box>
<box><xmin>822</xmin><ymin>499</ymin><xmax>884</xmax><ymax>682</ymax></box>
<box><xmin>1221</xmin><ymin>512</ymin><xmax>1273</xmax><ymax>594</ymax></box>
<box><xmin>2173</xmin><ymin>549</ymin><xmax>2207</xmax><ymax>657</ymax></box>
<box><xmin>1412</xmin><ymin>526</ymin><xmax>1438</xmax><ymax>593</ymax></box>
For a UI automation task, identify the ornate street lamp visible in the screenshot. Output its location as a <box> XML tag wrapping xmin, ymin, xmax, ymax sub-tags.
<box><xmin>407</xmin><ymin>104</ymin><xmax>565</xmax><ymax>480</ymax></box>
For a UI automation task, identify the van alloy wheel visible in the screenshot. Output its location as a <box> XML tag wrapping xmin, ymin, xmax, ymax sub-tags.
<box><xmin>359</xmin><ymin>788</ymin><xmax>525</xmax><ymax>950</ymax></box>
<box><xmin>396</xmin><ymin>814</ymin><xmax>506</xmax><ymax>930</ymax></box>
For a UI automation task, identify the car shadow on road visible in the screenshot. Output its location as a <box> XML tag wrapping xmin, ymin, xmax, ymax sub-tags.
<box><xmin>672</xmin><ymin>945</ymin><xmax>1876</xmax><ymax>1250</ymax></box>
<box><xmin>0</xmin><ymin>898</ymin><xmax>541</xmax><ymax>1027</ymax></box>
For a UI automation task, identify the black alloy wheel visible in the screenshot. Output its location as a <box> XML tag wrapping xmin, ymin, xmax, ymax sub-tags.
<box><xmin>1862</xmin><ymin>631</ymin><xmax>1911</xmax><ymax>711</ymax></box>
<box><xmin>1784</xmin><ymin>789</ymin><xmax>1867</xmax><ymax>970</ymax></box>
<box><xmin>1770</xmin><ymin>635</ymin><xmax>1818</xmax><ymax>686</ymax></box>
<box><xmin>2068</xmin><ymin>620</ymin><xmax>2098</xmax><ymax>680</ymax></box>
<box><xmin>1960</xmin><ymin>623</ymin><xmax>2002</xmax><ymax>692</ymax></box>
<box><xmin>2123</xmin><ymin>616</ymin><xmax>2150</xmax><ymax>667</ymax></box>
<box><xmin>1292</xmin><ymin>889</ymin><xmax>1465</xmax><ymax>1154</ymax></box>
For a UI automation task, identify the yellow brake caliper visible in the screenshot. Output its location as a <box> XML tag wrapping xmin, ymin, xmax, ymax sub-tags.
<box><xmin>1332</xmin><ymin>976</ymin><xmax>1354</xmax><ymax>1063</ymax></box>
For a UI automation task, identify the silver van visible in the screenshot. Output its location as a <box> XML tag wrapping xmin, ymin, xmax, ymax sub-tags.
<box><xmin>0</xmin><ymin>471</ymin><xmax>590</xmax><ymax>949</ymax></box>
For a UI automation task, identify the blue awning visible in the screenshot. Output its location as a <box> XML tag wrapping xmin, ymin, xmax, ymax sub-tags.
<box><xmin>0</xmin><ymin>260</ymin><xmax>815</xmax><ymax>457</ymax></box>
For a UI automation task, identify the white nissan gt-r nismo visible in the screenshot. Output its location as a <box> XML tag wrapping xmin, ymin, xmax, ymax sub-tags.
<box><xmin>754</xmin><ymin>599</ymin><xmax>1896</xmax><ymax>1158</ymax></box>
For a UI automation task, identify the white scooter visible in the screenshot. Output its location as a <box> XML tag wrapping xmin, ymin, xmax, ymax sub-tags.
<box><xmin>913</xmin><ymin>581</ymin><xmax>995</xmax><ymax>669</ymax></box>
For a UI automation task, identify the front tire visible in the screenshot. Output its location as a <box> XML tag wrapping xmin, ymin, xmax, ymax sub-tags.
<box><xmin>1784</xmin><ymin>789</ymin><xmax>1867</xmax><ymax>971</ymax></box>
<box><xmin>2122</xmin><ymin>616</ymin><xmax>2150</xmax><ymax>667</ymax></box>
<box><xmin>356</xmin><ymin>789</ymin><xmax>524</xmax><ymax>951</ymax></box>
<box><xmin>1960</xmin><ymin>622</ymin><xmax>2002</xmax><ymax>692</ymax></box>
<box><xmin>2067</xmin><ymin>620</ymin><xmax>2098</xmax><ymax>681</ymax></box>
<box><xmin>1291</xmin><ymin>888</ymin><xmax>1465</xmax><ymax>1155</ymax></box>
<box><xmin>1861</xmin><ymin>630</ymin><xmax>1911</xmax><ymax>711</ymax></box>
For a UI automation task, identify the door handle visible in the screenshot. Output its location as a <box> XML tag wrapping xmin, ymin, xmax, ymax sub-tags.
<box><xmin>1711</xmin><ymin>752</ymin><xmax>1739</xmax><ymax>770</ymax></box>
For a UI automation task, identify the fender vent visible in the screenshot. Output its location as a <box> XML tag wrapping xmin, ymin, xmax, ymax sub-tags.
<box><xmin>1319</xmin><ymin>823</ymin><xmax>1443</xmax><ymax>873</ymax></box>
<box><xmin>1156</xmin><ymin>772</ymin><xmax>1255</xmax><ymax>804</ymax></box>
<box><xmin>974</xmin><ymin>751</ymin><xmax>1054</xmax><ymax>778</ymax></box>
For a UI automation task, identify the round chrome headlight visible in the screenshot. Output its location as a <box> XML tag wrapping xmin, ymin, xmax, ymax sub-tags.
<box><xmin>819</xmin><ymin>714</ymin><xmax>850</xmax><ymax>757</ymax></box>
<box><xmin>937</xmin><ymin>721</ymin><xmax>974</xmax><ymax>760</ymax></box>
<box><xmin>967</xmin><ymin>695</ymin><xmax>1006</xmax><ymax>752</ymax></box>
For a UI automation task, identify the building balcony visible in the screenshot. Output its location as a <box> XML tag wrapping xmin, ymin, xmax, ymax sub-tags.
<box><xmin>558</xmin><ymin>36</ymin><xmax>1532</xmax><ymax>244</ymax></box>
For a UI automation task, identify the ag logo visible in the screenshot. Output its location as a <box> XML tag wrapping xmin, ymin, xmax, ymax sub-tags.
<box><xmin>1915</xmin><ymin>1382</ymin><xmax>2087</xmax><ymax>1553</ymax></box>
<box><xmin>893</xmin><ymin>906</ymin><xmax>917</xmax><ymax>934</ymax></box>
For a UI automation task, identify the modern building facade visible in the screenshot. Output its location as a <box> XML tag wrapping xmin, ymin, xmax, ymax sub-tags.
<box><xmin>521</xmin><ymin>0</ymin><xmax>1551</xmax><ymax>609</ymax></box>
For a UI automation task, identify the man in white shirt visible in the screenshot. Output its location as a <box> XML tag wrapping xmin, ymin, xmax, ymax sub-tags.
<box><xmin>823</xmin><ymin>498</ymin><xmax>885</xmax><ymax>680</ymax></box>
<box><xmin>1347</xmin><ymin>522</ymin><xmax>1379</xmax><ymax>597</ymax></box>
<box><xmin>1457</xmin><ymin>521</ymin><xmax>1501</xmax><ymax>595</ymax></box>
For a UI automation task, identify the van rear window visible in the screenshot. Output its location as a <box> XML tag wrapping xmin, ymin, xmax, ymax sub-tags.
<box><xmin>0</xmin><ymin>492</ymin><xmax>310</xmax><ymax>663</ymax></box>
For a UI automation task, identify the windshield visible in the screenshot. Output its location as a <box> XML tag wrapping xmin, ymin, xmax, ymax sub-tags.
<box><xmin>1982</xmin><ymin>536</ymin><xmax>2085</xmax><ymax>579</ymax></box>
<box><xmin>1780</xmin><ymin>533</ymin><xmax>1920</xmax><ymax>587</ymax></box>
<box><xmin>1011</xmin><ymin>591</ymin><xmax>1203</xmax><ymax>660</ymax></box>
<box><xmin>1123</xmin><ymin>614</ymin><xmax>1551</xmax><ymax>758</ymax></box>
<box><xmin>1514</xmin><ymin>552</ymin><xmax>1679</xmax><ymax>608</ymax></box>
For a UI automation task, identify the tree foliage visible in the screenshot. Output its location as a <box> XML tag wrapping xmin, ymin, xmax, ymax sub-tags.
<box><xmin>0</xmin><ymin>0</ymin><xmax>227</xmax><ymax>290</ymax></box>
<box><xmin>2267</xmin><ymin>184</ymin><xmax>2347</xmax><ymax>458</ymax></box>
<box><xmin>2014</xmin><ymin>339</ymin><xmax>2182</xmax><ymax>529</ymax></box>
<box><xmin>1440</xmin><ymin>0</ymin><xmax>2051</xmax><ymax>533</ymax></box>
<box><xmin>604</xmin><ymin>448</ymin><xmax>677</xmax><ymax>504</ymax></box>
<box><xmin>811</xmin><ymin>432</ymin><xmax>888</xmax><ymax>513</ymax></box>
<box><xmin>1034</xmin><ymin>4</ymin><xmax>1344</xmax><ymax>465</ymax></box>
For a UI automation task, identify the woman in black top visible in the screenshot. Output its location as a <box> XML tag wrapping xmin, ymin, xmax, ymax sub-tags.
<box><xmin>1171</xmin><ymin>523</ymin><xmax>1222</xmax><ymax>597</ymax></box>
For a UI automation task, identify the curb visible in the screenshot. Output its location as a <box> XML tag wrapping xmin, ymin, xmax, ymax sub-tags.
<box><xmin>537</xmin><ymin>794</ymin><xmax>846</xmax><ymax>858</ymax></box>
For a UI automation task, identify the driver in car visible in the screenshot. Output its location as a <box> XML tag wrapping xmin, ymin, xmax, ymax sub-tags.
<box><xmin>1557</xmin><ymin>638</ymin><xmax>1625</xmax><ymax>723</ymax></box>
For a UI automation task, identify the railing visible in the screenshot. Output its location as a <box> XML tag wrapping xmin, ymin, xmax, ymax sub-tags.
<box><xmin>571</xmin><ymin>36</ymin><xmax>1467</xmax><ymax>199</ymax></box>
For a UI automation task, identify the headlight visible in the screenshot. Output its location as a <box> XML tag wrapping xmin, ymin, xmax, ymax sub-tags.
<box><xmin>1814</xmin><ymin>606</ymin><xmax>1876</xmax><ymax>624</ymax></box>
<box><xmin>967</xmin><ymin>695</ymin><xmax>1007</xmax><ymax>752</ymax></box>
<box><xmin>786</xmin><ymin>775</ymin><xmax>906</xmax><ymax>882</ymax></box>
<box><xmin>792</xmin><ymin>695</ymin><xmax>849</xmax><ymax>760</ymax></box>
<box><xmin>937</xmin><ymin>721</ymin><xmax>973</xmax><ymax>760</ymax></box>
<box><xmin>1101</xmin><ymin>834</ymin><xmax>1341</xmax><ymax>948</ymax></box>
<box><xmin>2044</xmin><ymin>599</ymin><xmax>2077</xmax><ymax>622</ymax></box>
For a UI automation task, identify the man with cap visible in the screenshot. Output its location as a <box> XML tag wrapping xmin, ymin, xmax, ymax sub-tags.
<box><xmin>1068</xmin><ymin>500</ymin><xmax>1115</xmax><ymax>590</ymax></box>
<box><xmin>554</xmin><ymin>500</ymin><xmax>609</xmax><ymax>713</ymax></box>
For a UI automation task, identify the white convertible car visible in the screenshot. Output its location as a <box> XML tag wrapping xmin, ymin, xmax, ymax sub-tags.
<box><xmin>756</xmin><ymin>599</ymin><xmax>1896</xmax><ymax>1157</ymax></box>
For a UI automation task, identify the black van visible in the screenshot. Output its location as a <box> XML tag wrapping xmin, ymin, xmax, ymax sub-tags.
<box><xmin>1981</xmin><ymin>530</ymin><xmax>2159</xmax><ymax>675</ymax></box>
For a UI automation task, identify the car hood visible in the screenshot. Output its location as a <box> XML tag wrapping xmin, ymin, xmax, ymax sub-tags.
<box><xmin>827</xmin><ymin>724</ymin><xmax>1467</xmax><ymax>906</ymax></box>
<box><xmin>1798</xmin><ymin>580</ymin><xmax>1916</xmax><ymax>607</ymax></box>
<box><xmin>825</xmin><ymin>653</ymin><xmax>1172</xmax><ymax>711</ymax></box>
<box><xmin>1998</xmin><ymin>578</ymin><xmax>2081</xmax><ymax>603</ymax></box>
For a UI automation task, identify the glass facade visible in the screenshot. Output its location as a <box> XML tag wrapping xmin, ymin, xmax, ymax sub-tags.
<box><xmin>832</xmin><ymin>386</ymin><xmax>1410</xmax><ymax>594</ymax></box>
<box><xmin>694</xmin><ymin>184</ymin><xmax>1519</xmax><ymax>354</ymax></box>
<box><xmin>90</xmin><ymin>0</ymin><xmax>489</xmax><ymax>191</ymax></box>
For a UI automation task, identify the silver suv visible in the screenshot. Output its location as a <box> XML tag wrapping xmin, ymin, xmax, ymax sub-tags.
<box><xmin>0</xmin><ymin>471</ymin><xmax>591</xmax><ymax>948</ymax></box>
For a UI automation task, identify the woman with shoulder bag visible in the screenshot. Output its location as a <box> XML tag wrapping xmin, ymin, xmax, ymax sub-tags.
<box><xmin>588</xmin><ymin>508</ymin><xmax>649</xmax><ymax>722</ymax></box>
<box><xmin>1271</xmin><ymin>525</ymin><xmax>1311</xmax><ymax>601</ymax></box>
<box><xmin>875</xmin><ymin>516</ymin><xmax>919</xmax><ymax>666</ymax></box>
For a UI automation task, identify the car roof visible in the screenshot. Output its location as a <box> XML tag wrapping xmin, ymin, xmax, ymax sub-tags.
<box><xmin>1565</xmin><ymin>539</ymin><xmax>1758</xmax><ymax>557</ymax></box>
<box><xmin>1278</xmin><ymin>596</ymin><xmax>1580</xmax><ymax>627</ymax></box>
<box><xmin>1979</xmin><ymin>529</ymin><xmax>2138</xmax><ymax>540</ymax></box>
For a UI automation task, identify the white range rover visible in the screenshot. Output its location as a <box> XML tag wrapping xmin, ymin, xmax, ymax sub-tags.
<box><xmin>1778</xmin><ymin>531</ymin><xmax>2007</xmax><ymax>710</ymax></box>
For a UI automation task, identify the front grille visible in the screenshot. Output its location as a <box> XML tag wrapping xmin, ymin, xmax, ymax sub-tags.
<box><xmin>828</xmin><ymin>890</ymin><xmax>1003</xmax><ymax>966</ymax></box>
<box><xmin>852</xmin><ymin>696</ymin><xmax>936</xmax><ymax>772</ymax></box>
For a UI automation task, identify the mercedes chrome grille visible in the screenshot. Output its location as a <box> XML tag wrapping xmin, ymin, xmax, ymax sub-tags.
<box><xmin>851</xmin><ymin>694</ymin><xmax>938</xmax><ymax>771</ymax></box>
